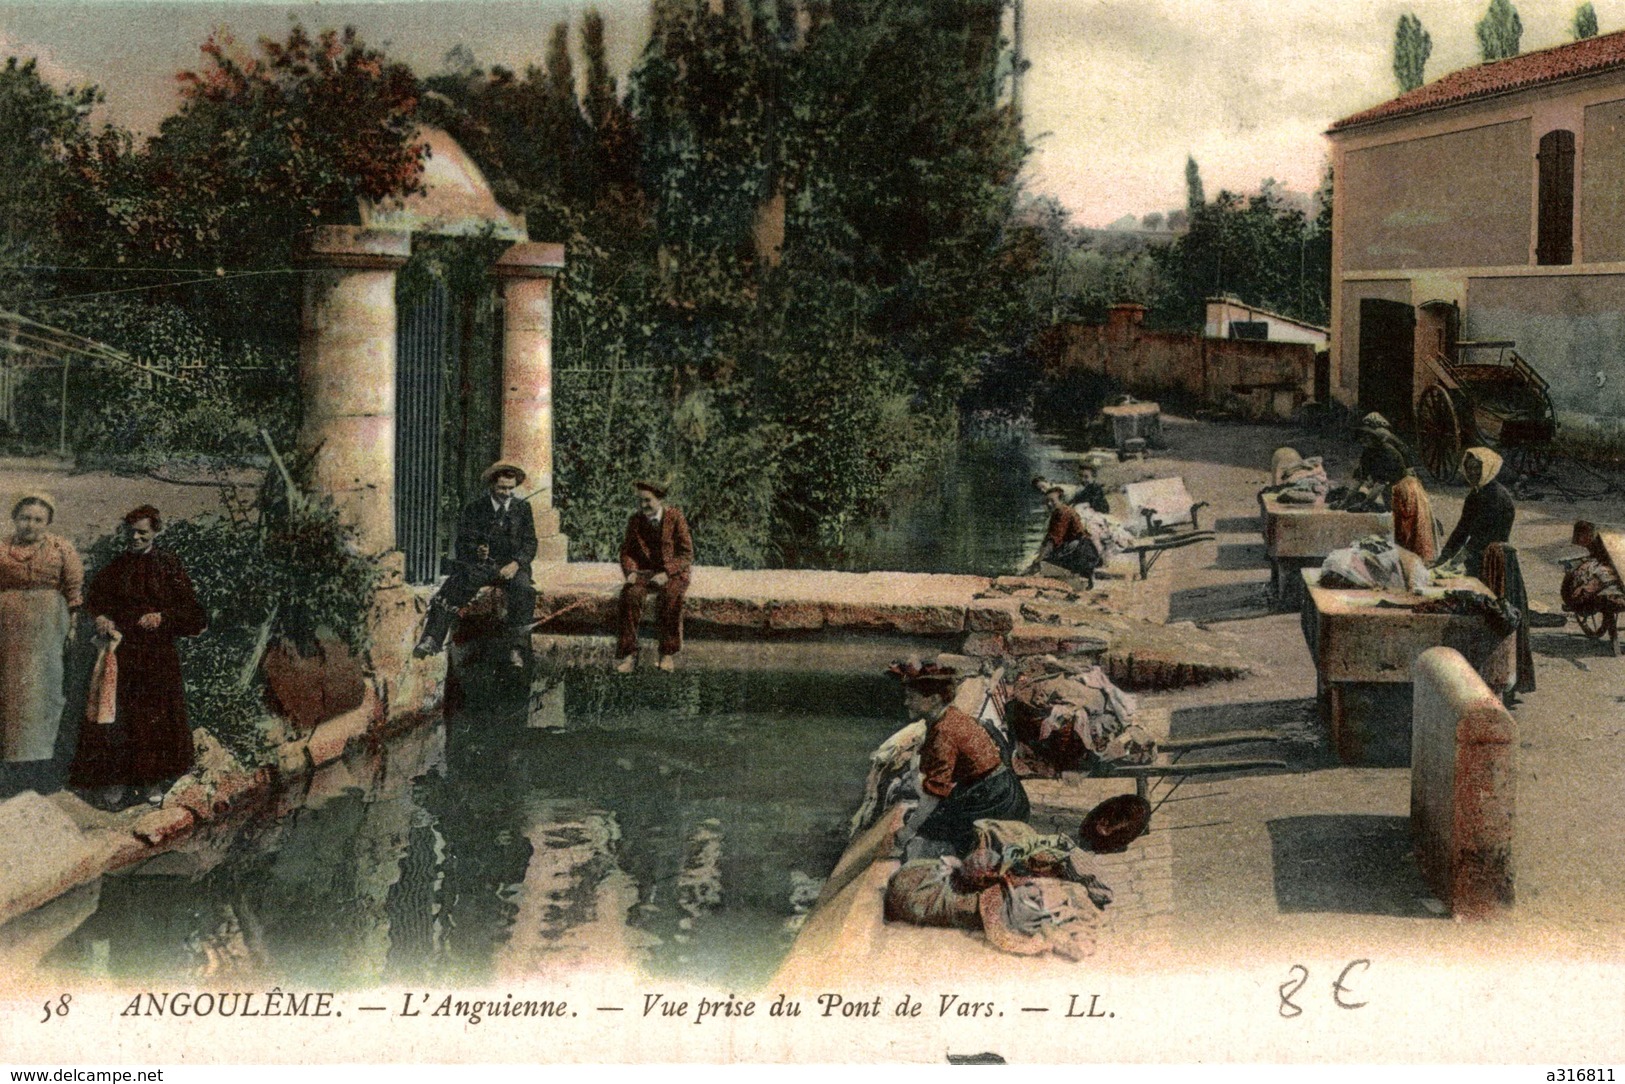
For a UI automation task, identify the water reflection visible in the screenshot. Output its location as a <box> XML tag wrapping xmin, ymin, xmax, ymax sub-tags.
<box><xmin>840</xmin><ymin>424</ymin><xmax>1076</xmax><ymax>575</ymax></box>
<box><xmin>45</xmin><ymin>667</ymin><xmax>901</xmax><ymax>991</ymax></box>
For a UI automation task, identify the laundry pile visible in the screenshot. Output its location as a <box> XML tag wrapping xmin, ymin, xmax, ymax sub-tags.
<box><xmin>998</xmin><ymin>655</ymin><xmax>1154</xmax><ymax>778</ymax></box>
<box><xmin>1318</xmin><ymin>535</ymin><xmax>1431</xmax><ymax>593</ymax></box>
<box><xmin>883</xmin><ymin>819</ymin><xmax>1112</xmax><ymax>959</ymax></box>
<box><xmin>1264</xmin><ymin>451</ymin><xmax>1330</xmax><ymax>505</ymax></box>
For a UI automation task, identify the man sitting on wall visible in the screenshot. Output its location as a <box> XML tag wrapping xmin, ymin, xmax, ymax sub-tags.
<box><xmin>414</xmin><ymin>461</ymin><xmax>538</xmax><ymax>669</ymax></box>
<box><xmin>616</xmin><ymin>481</ymin><xmax>694</xmax><ymax>674</ymax></box>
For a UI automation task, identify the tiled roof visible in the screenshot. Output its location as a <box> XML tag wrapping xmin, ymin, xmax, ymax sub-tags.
<box><xmin>1331</xmin><ymin>29</ymin><xmax>1625</xmax><ymax>132</ymax></box>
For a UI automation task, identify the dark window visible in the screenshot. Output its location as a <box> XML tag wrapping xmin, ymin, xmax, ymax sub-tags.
<box><xmin>1230</xmin><ymin>321</ymin><xmax>1269</xmax><ymax>340</ymax></box>
<box><xmin>1537</xmin><ymin>129</ymin><xmax>1575</xmax><ymax>266</ymax></box>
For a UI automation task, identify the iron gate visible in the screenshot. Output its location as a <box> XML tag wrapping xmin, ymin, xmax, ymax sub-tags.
<box><xmin>396</xmin><ymin>276</ymin><xmax>452</xmax><ymax>585</ymax></box>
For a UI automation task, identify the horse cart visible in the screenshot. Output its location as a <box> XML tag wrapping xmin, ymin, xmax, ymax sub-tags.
<box><xmin>1413</xmin><ymin>340</ymin><xmax>1558</xmax><ymax>482</ymax></box>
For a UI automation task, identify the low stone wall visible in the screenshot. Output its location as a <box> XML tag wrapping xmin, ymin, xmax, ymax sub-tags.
<box><xmin>535</xmin><ymin>563</ymin><xmax>990</xmax><ymax>638</ymax></box>
<box><xmin>1411</xmin><ymin>646</ymin><xmax>1516</xmax><ymax>918</ymax></box>
<box><xmin>0</xmin><ymin>683</ymin><xmax>430</xmax><ymax>944</ymax></box>
<box><xmin>535</xmin><ymin>567</ymin><xmax>1256</xmax><ymax>691</ymax></box>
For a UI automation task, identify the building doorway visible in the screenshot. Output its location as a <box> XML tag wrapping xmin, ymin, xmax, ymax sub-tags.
<box><xmin>1358</xmin><ymin>298</ymin><xmax>1416</xmax><ymax>432</ymax></box>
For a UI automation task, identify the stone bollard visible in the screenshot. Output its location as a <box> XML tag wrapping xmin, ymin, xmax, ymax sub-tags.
<box><xmin>1411</xmin><ymin>646</ymin><xmax>1516</xmax><ymax>918</ymax></box>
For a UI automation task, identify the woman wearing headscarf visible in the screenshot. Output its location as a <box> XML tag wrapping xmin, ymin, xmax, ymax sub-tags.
<box><xmin>69</xmin><ymin>505</ymin><xmax>207</xmax><ymax>808</ymax></box>
<box><xmin>0</xmin><ymin>493</ymin><xmax>83</xmax><ymax>767</ymax></box>
<box><xmin>1436</xmin><ymin>448</ymin><xmax>1516</xmax><ymax>579</ymax></box>
<box><xmin>890</xmin><ymin>660</ymin><xmax>1029</xmax><ymax>860</ymax></box>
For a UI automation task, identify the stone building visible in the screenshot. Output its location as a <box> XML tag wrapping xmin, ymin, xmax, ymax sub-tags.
<box><xmin>1203</xmin><ymin>296</ymin><xmax>1329</xmax><ymax>347</ymax></box>
<box><xmin>1328</xmin><ymin>30</ymin><xmax>1625</xmax><ymax>444</ymax></box>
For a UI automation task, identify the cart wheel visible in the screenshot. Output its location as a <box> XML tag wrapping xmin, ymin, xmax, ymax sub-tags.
<box><xmin>1578</xmin><ymin>611</ymin><xmax>1609</xmax><ymax>639</ymax></box>
<box><xmin>1505</xmin><ymin>443</ymin><xmax>1554</xmax><ymax>479</ymax></box>
<box><xmin>1415</xmin><ymin>386</ymin><xmax>1462</xmax><ymax>482</ymax></box>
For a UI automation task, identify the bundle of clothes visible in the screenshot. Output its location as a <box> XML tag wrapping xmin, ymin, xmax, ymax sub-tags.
<box><xmin>852</xmin><ymin>658</ymin><xmax>1157</xmax><ymax>958</ymax></box>
<box><xmin>1078</xmin><ymin>505</ymin><xmax>1138</xmax><ymax>564</ymax></box>
<box><xmin>883</xmin><ymin>819</ymin><xmax>1113</xmax><ymax>960</ymax></box>
<box><xmin>1410</xmin><ymin>589</ymin><xmax>1522</xmax><ymax>637</ymax></box>
<box><xmin>1325</xmin><ymin>484</ymin><xmax>1387</xmax><ymax>513</ymax></box>
<box><xmin>998</xmin><ymin>655</ymin><xmax>1155</xmax><ymax>778</ymax></box>
<box><xmin>1263</xmin><ymin>449</ymin><xmax>1330</xmax><ymax>505</ymax></box>
<box><xmin>1561</xmin><ymin>521</ymin><xmax>1625</xmax><ymax>618</ymax></box>
<box><xmin>1318</xmin><ymin>534</ymin><xmax>1432</xmax><ymax>593</ymax></box>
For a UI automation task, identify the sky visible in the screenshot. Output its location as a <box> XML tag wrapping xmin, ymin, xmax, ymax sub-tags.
<box><xmin>0</xmin><ymin>0</ymin><xmax>1616</xmax><ymax>227</ymax></box>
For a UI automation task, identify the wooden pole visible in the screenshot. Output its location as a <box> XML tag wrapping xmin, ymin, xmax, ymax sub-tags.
<box><xmin>57</xmin><ymin>356</ymin><xmax>69</xmax><ymax>457</ymax></box>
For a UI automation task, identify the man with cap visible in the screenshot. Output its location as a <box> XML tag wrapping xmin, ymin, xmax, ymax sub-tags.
<box><xmin>890</xmin><ymin>659</ymin><xmax>1029</xmax><ymax>861</ymax></box>
<box><xmin>414</xmin><ymin>461</ymin><xmax>538</xmax><ymax>668</ymax></box>
<box><xmin>616</xmin><ymin>481</ymin><xmax>693</xmax><ymax>673</ymax></box>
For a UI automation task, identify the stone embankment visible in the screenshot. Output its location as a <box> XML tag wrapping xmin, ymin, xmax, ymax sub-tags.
<box><xmin>1</xmin><ymin>559</ymin><xmax>1250</xmax><ymax>956</ymax></box>
<box><xmin>0</xmin><ymin>686</ymin><xmax>434</xmax><ymax>964</ymax></box>
<box><xmin>533</xmin><ymin>564</ymin><xmax>1255</xmax><ymax>690</ymax></box>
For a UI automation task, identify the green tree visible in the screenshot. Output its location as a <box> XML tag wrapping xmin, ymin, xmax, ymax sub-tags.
<box><xmin>0</xmin><ymin>57</ymin><xmax>99</xmax><ymax>306</ymax></box>
<box><xmin>1574</xmin><ymin>2</ymin><xmax>1600</xmax><ymax>39</ymax></box>
<box><xmin>1156</xmin><ymin>181</ymin><xmax>1324</xmax><ymax>331</ymax></box>
<box><xmin>1185</xmin><ymin>155</ymin><xmax>1205</xmax><ymax>215</ymax></box>
<box><xmin>1477</xmin><ymin>0</ymin><xmax>1523</xmax><ymax>61</ymax></box>
<box><xmin>1393</xmin><ymin>13</ymin><xmax>1432</xmax><ymax>92</ymax></box>
<box><xmin>55</xmin><ymin>24</ymin><xmax>427</xmax><ymax>357</ymax></box>
<box><xmin>62</xmin><ymin>25</ymin><xmax>425</xmax><ymax>268</ymax></box>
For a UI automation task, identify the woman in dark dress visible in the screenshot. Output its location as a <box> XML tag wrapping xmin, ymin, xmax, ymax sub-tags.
<box><xmin>70</xmin><ymin>506</ymin><xmax>207</xmax><ymax>808</ymax></box>
<box><xmin>1436</xmin><ymin>447</ymin><xmax>1516</xmax><ymax>580</ymax></box>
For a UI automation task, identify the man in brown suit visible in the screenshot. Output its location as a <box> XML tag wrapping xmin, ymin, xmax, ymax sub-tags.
<box><xmin>616</xmin><ymin>481</ymin><xmax>694</xmax><ymax>673</ymax></box>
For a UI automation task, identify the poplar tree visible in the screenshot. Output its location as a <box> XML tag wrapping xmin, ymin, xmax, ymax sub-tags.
<box><xmin>1393</xmin><ymin>13</ymin><xmax>1432</xmax><ymax>92</ymax></box>
<box><xmin>1185</xmin><ymin>155</ymin><xmax>1205</xmax><ymax>215</ymax></box>
<box><xmin>1477</xmin><ymin>0</ymin><xmax>1523</xmax><ymax>61</ymax></box>
<box><xmin>1574</xmin><ymin>2</ymin><xmax>1599</xmax><ymax>39</ymax></box>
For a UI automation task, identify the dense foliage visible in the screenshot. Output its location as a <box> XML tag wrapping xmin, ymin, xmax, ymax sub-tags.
<box><xmin>4</xmin><ymin>3</ymin><xmax>1341</xmax><ymax>567</ymax></box>
<box><xmin>431</xmin><ymin>0</ymin><xmax>1032</xmax><ymax>565</ymax></box>
<box><xmin>0</xmin><ymin>58</ymin><xmax>97</xmax><ymax>299</ymax></box>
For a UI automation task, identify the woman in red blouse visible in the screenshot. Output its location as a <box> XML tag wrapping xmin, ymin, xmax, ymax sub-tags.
<box><xmin>891</xmin><ymin>660</ymin><xmax>1029</xmax><ymax>859</ymax></box>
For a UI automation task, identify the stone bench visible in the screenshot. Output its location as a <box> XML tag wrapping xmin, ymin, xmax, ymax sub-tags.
<box><xmin>1411</xmin><ymin>647</ymin><xmax>1516</xmax><ymax>919</ymax></box>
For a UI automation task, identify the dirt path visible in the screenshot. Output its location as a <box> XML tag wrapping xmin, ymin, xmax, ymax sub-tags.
<box><xmin>0</xmin><ymin>458</ymin><xmax>257</xmax><ymax>549</ymax></box>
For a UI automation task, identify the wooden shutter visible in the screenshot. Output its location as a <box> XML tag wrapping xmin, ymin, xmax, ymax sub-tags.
<box><xmin>1537</xmin><ymin>129</ymin><xmax>1575</xmax><ymax>266</ymax></box>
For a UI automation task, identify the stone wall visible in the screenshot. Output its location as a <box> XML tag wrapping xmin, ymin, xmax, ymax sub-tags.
<box><xmin>1035</xmin><ymin>310</ymin><xmax>1314</xmax><ymax>419</ymax></box>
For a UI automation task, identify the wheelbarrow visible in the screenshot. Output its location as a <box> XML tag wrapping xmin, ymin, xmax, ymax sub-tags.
<box><xmin>1091</xmin><ymin>730</ymin><xmax>1290</xmax><ymax>801</ymax></box>
<box><xmin>1561</xmin><ymin>522</ymin><xmax>1625</xmax><ymax>656</ymax></box>
<box><xmin>1121</xmin><ymin>477</ymin><xmax>1214</xmax><ymax>579</ymax></box>
<box><xmin>1063</xmin><ymin>732</ymin><xmax>1289</xmax><ymax>852</ymax></box>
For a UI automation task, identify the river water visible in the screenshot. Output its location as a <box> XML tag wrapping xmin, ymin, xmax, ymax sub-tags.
<box><xmin>41</xmin><ymin>427</ymin><xmax>1074</xmax><ymax>989</ymax></box>
<box><xmin>841</xmin><ymin>421</ymin><xmax>1073</xmax><ymax>574</ymax></box>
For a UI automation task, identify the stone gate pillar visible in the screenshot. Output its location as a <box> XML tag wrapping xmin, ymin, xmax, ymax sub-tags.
<box><xmin>296</xmin><ymin>226</ymin><xmax>412</xmax><ymax>553</ymax></box>
<box><xmin>496</xmin><ymin>241</ymin><xmax>569</xmax><ymax>563</ymax></box>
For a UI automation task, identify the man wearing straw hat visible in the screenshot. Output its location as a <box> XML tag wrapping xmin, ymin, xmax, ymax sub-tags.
<box><xmin>414</xmin><ymin>460</ymin><xmax>538</xmax><ymax>668</ymax></box>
